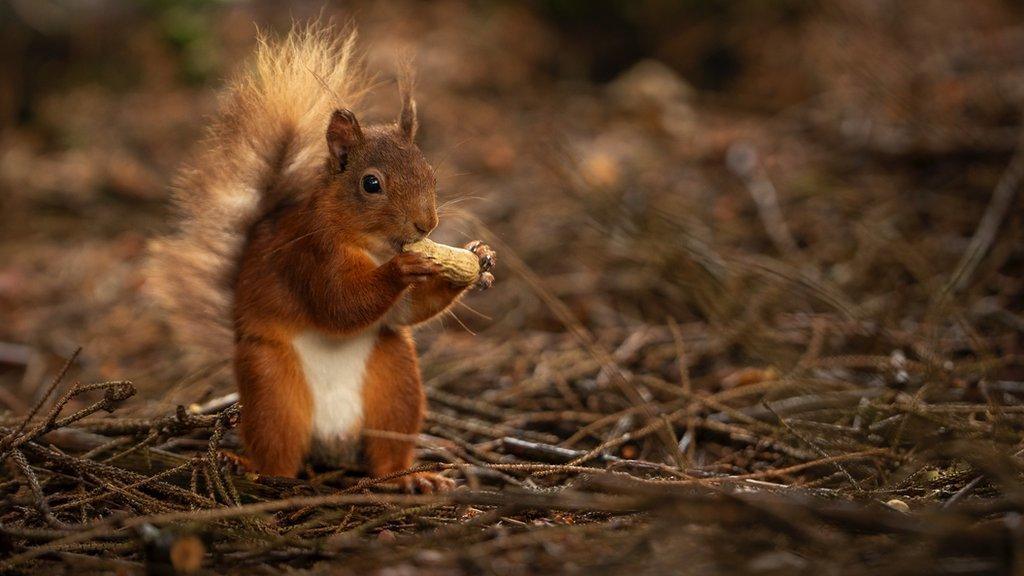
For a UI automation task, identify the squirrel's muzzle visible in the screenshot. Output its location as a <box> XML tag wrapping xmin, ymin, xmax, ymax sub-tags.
<box><xmin>413</xmin><ymin>212</ymin><xmax>438</xmax><ymax>237</ymax></box>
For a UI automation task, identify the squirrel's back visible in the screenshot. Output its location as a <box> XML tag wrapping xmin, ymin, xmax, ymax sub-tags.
<box><xmin>147</xmin><ymin>23</ymin><xmax>369</xmax><ymax>364</ymax></box>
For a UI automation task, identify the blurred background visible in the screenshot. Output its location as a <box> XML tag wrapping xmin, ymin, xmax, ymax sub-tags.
<box><xmin>1</xmin><ymin>0</ymin><xmax>1021</xmax><ymax>405</ymax></box>
<box><xmin>1</xmin><ymin>1</ymin><xmax>1023</xmax><ymax>573</ymax></box>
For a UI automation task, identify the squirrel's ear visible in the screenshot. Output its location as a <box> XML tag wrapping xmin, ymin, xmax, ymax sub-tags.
<box><xmin>398</xmin><ymin>66</ymin><xmax>418</xmax><ymax>142</ymax></box>
<box><xmin>326</xmin><ymin>109</ymin><xmax>363</xmax><ymax>172</ymax></box>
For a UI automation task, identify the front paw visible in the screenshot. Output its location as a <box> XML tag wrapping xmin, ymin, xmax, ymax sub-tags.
<box><xmin>392</xmin><ymin>252</ymin><xmax>443</xmax><ymax>285</ymax></box>
<box><xmin>465</xmin><ymin>241</ymin><xmax>496</xmax><ymax>272</ymax></box>
<box><xmin>464</xmin><ymin>241</ymin><xmax>496</xmax><ymax>290</ymax></box>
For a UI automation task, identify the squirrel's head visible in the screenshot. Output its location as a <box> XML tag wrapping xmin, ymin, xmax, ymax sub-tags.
<box><xmin>320</xmin><ymin>81</ymin><xmax>437</xmax><ymax>256</ymax></box>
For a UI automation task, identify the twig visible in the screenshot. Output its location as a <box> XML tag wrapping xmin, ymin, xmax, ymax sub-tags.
<box><xmin>727</xmin><ymin>142</ymin><xmax>800</xmax><ymax>257</ymax></box>
<box><xmin>1</xmin><ymin>347</ymin><xmax>81</xmax><ymax>451</ymax></box>
<box><xmin>761</xmin><ymin>400</ymin><xmax>862</xmax><ymax>491</ymax></box>
<box><xmin>944</xmin><ymin>132</ymin><xmax>1024</xmax><ymax>294</ymax></box>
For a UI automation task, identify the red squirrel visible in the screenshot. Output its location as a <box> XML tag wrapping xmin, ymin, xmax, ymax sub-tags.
<box><xmin>148</xmin><ymin>25</ymin><xmax>494</xmax><ymax>492</ymax></box>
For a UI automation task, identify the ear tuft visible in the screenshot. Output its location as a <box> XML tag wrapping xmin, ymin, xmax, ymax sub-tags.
<box><xmin>398</xmin><ymin>60</ymin><xmax>418</xmax><ymax>142</ymax></box>
<box><xmin>326</xmin><ymin>109</ymin><xmax>363</xmax><ymax>171</ymax></box>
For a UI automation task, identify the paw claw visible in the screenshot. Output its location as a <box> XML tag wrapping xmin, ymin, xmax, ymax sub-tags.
<box><xmin>465</xmin><ymin>241</ymin><xmax>496</xmax><ymax>290</ymax></box>
<box><xmin>465</xmin><ymin>241</ymin><xmax>496</xmax><ymax>273</ymax></box>
<box><xmin>474</xmin><ymin>272</ymin><xmax>494</xmax><ymax>291</ymax></box>
<box><xmin>217</xmin><ymin>450</ymin><xmax>253</xmax><ymax>476</ymax></box>
<box><xmin>480</xmin><ymin>254</ymin><xmax>495</xmax><ymax>272</ymax></box>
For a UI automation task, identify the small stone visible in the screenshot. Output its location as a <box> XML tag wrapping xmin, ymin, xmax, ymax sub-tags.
<box><xmin>581</xmin><ymin>151</ymin><xmax>621</xmax><ymax>188</ymax></box>
<box><xmin>169</xmin><ymin>535</ymin><xmax>205</xmax><ymax>574</ymax></box>
<box><xmin>885</xmin><ymin>499</ymin><xmax>910</xmax><ymax>513</ymax></box>
<box><xmin>414</xmin><ymin>549</ymin><xmax>445</xmax><ymax>564</ymax></box>
<box><xmin>747</xmin><ymin>551</ymin><xmax>806</xmax><ymax>572</ymax></box>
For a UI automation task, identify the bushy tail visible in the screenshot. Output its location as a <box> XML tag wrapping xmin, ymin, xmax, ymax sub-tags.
<box><xmin>147</xmin><ymin>23</ymin><xmax>368</xmax><ymax>364</ymax></box>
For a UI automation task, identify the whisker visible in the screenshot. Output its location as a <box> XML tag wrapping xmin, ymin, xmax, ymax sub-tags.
<box><xmin>432</xmin><ymin>137</ymin><xmax>474</xmax><ymax>177</ymax></box>
<box><xmin>437</xmin><ymin>171</ymin><xmax>475</xmax><ymax>180</ymax></box>
<box><xmin>444</xmin><ymin>308</ymin><xmax>477</xmax><ymax>335</ymax></box>
<box><xmin>437</xmin><ymin>195</ymin><xmax>486</xmax><ymax>213</ymax></box>
<box><xmin>455</xmin><ymin>300</ymin><xmax>492</xmax><ymax>320</ymax></box>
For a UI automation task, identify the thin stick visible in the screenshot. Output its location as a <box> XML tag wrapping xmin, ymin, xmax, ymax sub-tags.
<box><xmin>944</xmin><ymin>133</ymin><xmax>1024</xmax><ymax>294</ymax></box>
<box><xmin>761</xmin><ymin>400</ymin><xmax>861</xmax><ymax>491</ymax></box>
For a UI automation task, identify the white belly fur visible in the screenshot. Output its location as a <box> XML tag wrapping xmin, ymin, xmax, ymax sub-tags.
<box><xmin>292</xmin><ymin>328</ymin><xmax>379</xmax><ymax>466</ymax></box>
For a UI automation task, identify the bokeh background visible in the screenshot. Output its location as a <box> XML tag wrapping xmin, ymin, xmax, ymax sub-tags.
<box><xmin>1</xmin><ymin>1</ymin><xmax>1023</xmax><ymax>574</ymax></box>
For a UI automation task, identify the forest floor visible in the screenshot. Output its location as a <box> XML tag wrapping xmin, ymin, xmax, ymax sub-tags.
<box><xmin>1</xmin><ymin>1</ymin><xmax>1023</xmax><ymax>574</ymax></box>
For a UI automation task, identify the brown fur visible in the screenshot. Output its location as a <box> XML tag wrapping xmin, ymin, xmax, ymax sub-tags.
<box><xmin>147</xmin><ymin>23</ymin><xmax>370</xmax><ymax>363</ymax></box>
<box><xmin>148</xmin><ymin>23</ymin><xmax>488</xmax><ymax>489</ymax></box>
<box><xmin>362</xmin><ymin>327</ymin><xmax>423</xmax><ymax>477</ymax></box>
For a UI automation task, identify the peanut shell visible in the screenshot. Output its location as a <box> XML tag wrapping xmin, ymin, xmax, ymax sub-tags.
<box><xmin>403</xmin><ymin>238</ymin><xmax>480</xmax><ymax>285</ymax></box>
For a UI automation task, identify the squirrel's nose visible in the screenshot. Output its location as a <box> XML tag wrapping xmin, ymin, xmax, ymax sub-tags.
<box><xmin>414</xmin><ymin>214</ymin><xmax>438</xmax><ymax>236</ymax></box>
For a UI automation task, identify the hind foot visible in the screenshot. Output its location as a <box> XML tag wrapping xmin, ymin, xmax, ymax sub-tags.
<box><xmin>397</xmin><ymin>472</ymin><xmax>456</xmax><ymax>494</ymax></box>
<box><xmin>217</xmin><ymin>450</ymin><xmax>256</xmax><ymax>477</ymax></box>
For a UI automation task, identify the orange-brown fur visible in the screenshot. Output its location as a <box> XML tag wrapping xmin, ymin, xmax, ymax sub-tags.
<box><xmin>232</xmin><ymin>175</ymin><xmax>479</xmax><ymax>484</ymax></box>
<box><xmin>148</xmin><ymin>24</ymin><xmax>493</xmax><ymax>490</ymax></box>
<box><xmin>362</xmin><ymin>327</ymin><xmax>425</xmax><ymax>481</ymax></box>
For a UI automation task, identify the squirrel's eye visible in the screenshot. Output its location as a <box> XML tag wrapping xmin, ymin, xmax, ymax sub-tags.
<box><xmin>361</xmin><ymin>174</ymin><xmax>382</xmax><ymax>194</ymax></box>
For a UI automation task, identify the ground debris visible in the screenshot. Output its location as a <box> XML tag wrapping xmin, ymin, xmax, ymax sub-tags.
<box><xmin>1</xmin><ymin>1</ymin><xmax>1022</xmax><ymax>574</ymax></box>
